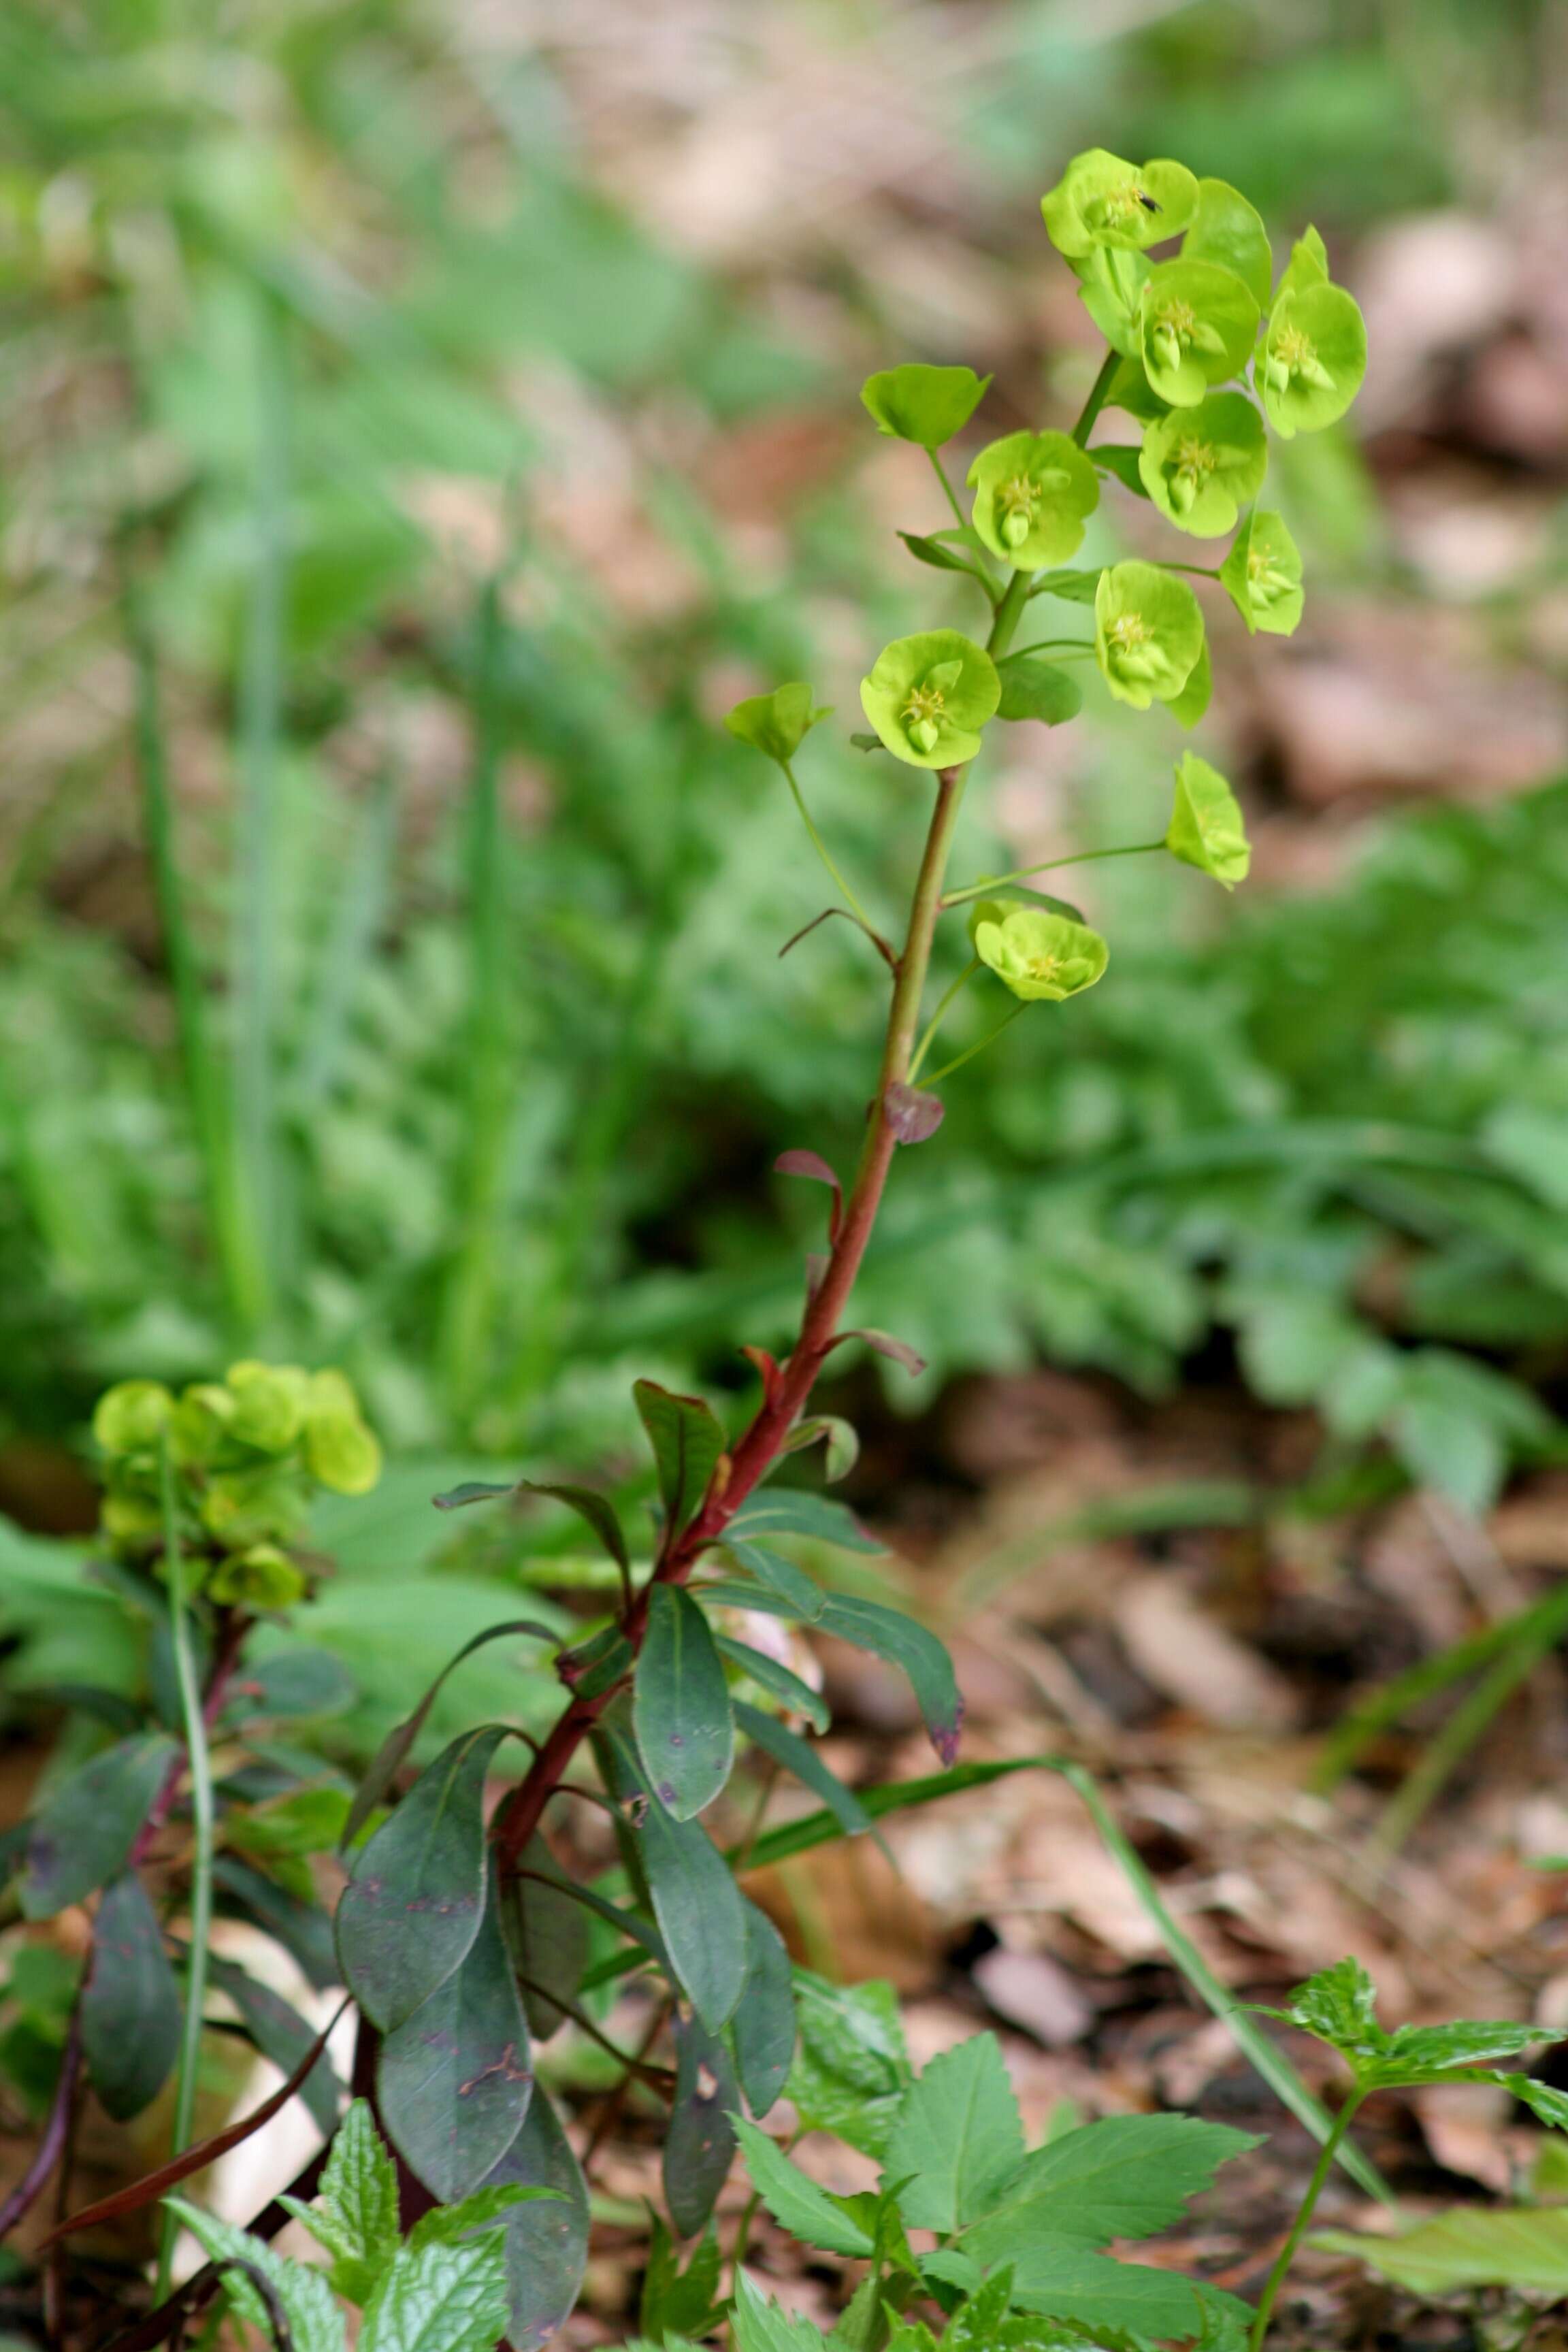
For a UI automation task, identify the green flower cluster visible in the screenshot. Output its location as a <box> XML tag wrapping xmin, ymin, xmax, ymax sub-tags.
<box><xmin>93</xmin><ymin>1360</ymin><xmax>382</xmax><ymax>1609</ymax></box>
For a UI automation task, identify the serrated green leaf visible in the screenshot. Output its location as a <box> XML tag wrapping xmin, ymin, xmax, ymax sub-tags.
<box><xmin>336</xmin><ymin>1727</ymin><xmax>510</xmax><ymax>2031</ymax></box>
<box><xmin>733</xmin><ymin>1899</ymin><xmax>796</xmax><ymax>2118</ymax></box>
<box><xmin>634</xmin><ymin>1380</ymin><xmax>725</xmax><ymax>1537</ymax></box>
<box><xmin>998</xmin><ymin>2243</ymin><xmax>1213</xmax><ymax>2340</ymax></box>
<box><xmin>1314</xmin><ymin>2206</ymin><xmax>1568</xmax><ymax>2295</ymax></box>
<box><xmin>732</xmin><ymin>2113</ymin><xmax>875</xmax><ymax>2257</ymax></box>
<box><xmin>636</xmin><ymin>1586</ymin><xmax>735</xmax><ymax>1820</ymax></box>
<box><xmin>788</xmin><ymin>1970</ymin><xmax>912</xmax><ymax>2159</ymax></box>
<box><xmin>80</xmin><ymin>1872</ymin><xmax>180</xmax><ymax>2122</ymax></box>
<box><xmin>165</xmin><ymin>2198</ymin><xmax>347</xmax><ymax>2352</ymax></box>
<box><xmin>642</xmin><ymin>2213</ymin><xmax>723</xmax><ymax>2340</ymax></box>
<box><xmin>886</xmin><ymin>2032</ymin><xmax>1025</xmax><ymax>2232</ymax></box>
<box><xmin>359</xmin><ymin>2236</ymin><xmax>510</xmax><ymax>2352</ymax></box>
<box><xmin>317</xmin><ymin>2097</ymin><xmax>401</xmax><ymax>2277</ymax></box>
<box><xmin>21</xmin><ymin>1733</ymin><xmax>178</xmax><ymax>1918</ymax></box>
<box><xmin>1258</xmin><ymin>1956</ymin><xmax>1384</xmax><ymax>2058</ymax></box>
<box><xmin>1367</xmin><ymin>2019</ymin><xmax>1548</xmax><ymax>2081</ymax></box>
<box><xmin>406</xmin><ymin>2183</ymin><xmax>555</xmax><ymax>2251</ymax></box>
<box><xmin>962</xmin><ymin>2114</ymin><xmax>1258</xmax><ymax>2257</ymax></box>
<box><xmin>732</xmin><ymin>2270</ymin><xmax>834</xmax><ymax>2352</ymax></box>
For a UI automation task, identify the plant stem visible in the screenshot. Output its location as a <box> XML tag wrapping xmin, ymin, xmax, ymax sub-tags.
<box><xmin>942</xmin><ymin>839</ymin><xmax>1166</xmax><ymax>910</ymax></box>
<box><xmin>1248</xmin><ymin>2091</ymin><xmax>1363</xmax><ymax>2352</ymax></box>
<box><xmin>920</xmin><ymin>1002</ymin><xmax>1024</xmax><ymax>1085</ymax></box>
<box><xmin>1160</xmin><ymin>561</ymin><xmax>1222</xmax><ymax>579</ymax></box>
<box><xmin>909</xmin><ymin>956</ymin><xmax>979</xmax><ymax>1081</ymax></box>
<box><xmin>781</xmin><ymin>760</ymin><xmax>881</xmax><ymax>934</ymax></box>
<box><xmin>154</xmin><ymin>1437</ymin><xmax>218</xmax><ymax>2308</ymax></box>
<box><xmin>1071</xmin><ymin>346</ymin><xmax>1120</xmax><ymax>448</ymax></box>
<box><xmin>925</xmin><ymin>447</ymin><xmax>969</xmax><ymax>533</ymax></box>
<box><xmin>996</xmin><ymin>640</ymin><xmax>1095</xmax><ymax>662</ymax></box>
<box><xmin>0</xmin><ymin>2008</ymin><xmax>82</xmax><ymax>2239</ymax></box>
<box><xmin>987</xmin><ymin>569</ymin><xmax>1032</xmax><ymax>658</ymax></box>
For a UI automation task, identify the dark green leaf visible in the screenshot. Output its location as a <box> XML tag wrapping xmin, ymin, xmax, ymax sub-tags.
<box><xmin>224</xmin><ymin>1650</ymin><xmax>358</xmax><ymax>1724</ymax></box>
<box><xmin>721</xmin><ymin>1539</ymin><xmax>825</xmax><ymax>1616</ymax></box>
<box><xmin>715</xmin><ymin>1635</ymin><xmax>829</xmax><ymax>1733</ymax></box>
<box><xmin>962</xmin><ymin>2114</ymin><xmax>1259</xmax><ymax>2257</ymax></box>
<box><xmin>560</xmin><ymin>1621</ymin><xmax>634</xmax><ymax>1701</ymax></box>
<box><xmin>997</xmin><ymin>661</ymin><xmax>1083</xmax><ymax>728</ymax></box>
<box><xmin>359</xmin><ymin>2235</ymin><xmax>510</xmax><ymax>2352</ymax></box>
<box><xmin>341</xmin><ymin>1623</ymin><xmax>557</xmax><ymax>1852</ymax></box>
<box><xmin>608</xmin><ymin>1731</ymin><xmax>747</xmax><ymax>2032</ymax></box>
<box><xmin>730</xmin><ymin>1492</ymin><xmax>881</xmax><ymax>1554</ymax></box>
<box><xmin>517</xmin><ymin>1482</ymin><xmax>631</xmax><ymax>1577</ymax></box>
<box><xmin>664</xmin><ymin>2012</ymin><xmax>740</xmax><ymax>2237</ymax></box>
<box><xmin>634</xmin><ymin>1380</ymin><xmax>725</xmax><ymax>1537</ymax></box>
<box><xmin>734</xmin><ymin>1701</ymin><xmax>875</xmax><ymax>1844</ymax></box>
<box><xmin>21</xmin><ymin>1733</ymin><xmax>177</xmax><ymax>1919</ymax></box>
<box><xmin>379</xmin><ymin>1861</ymin><xmax>532</xmax><ymax>2202</ymax></box>
<box><xmin>787</xmin><ymin>1971</ymin><xmax>911</xmax><ymax>2160</ymax></box>
<box><xmin>816</xmin><ymin>1595</ymin><xmax>964</xmax><ymax>1765</ymax></box>
<box><xmin>213</xmin><ymin>1855</ymin><xmax>340</xmax><ymax>1990</ymax></box>
<box><xmin>336</xmin><ymin>1727</ymin><xmax>510</xmax><ymax>2031</ymax></box>
<box><xmin>743</xmin><ymin>1757</ymin><xmax>1048</xmax><ymax>1872</ymax></box>
<box><xmin>886</xmin><ymin>2032</ymin><xmax>1024</xmax><ymax>2234</ymax></box>
<box><xmin>732</xmin><ymin>2112</ymin><xmax>874</xmax><ymax>2256</ymax></box>
<box><xmin>209</xmin><ymin>1957</ymin><xmax>342</xmax><ymax>2137</ymax></box>
<box><xmin>500</xmin><ymin>1833</ymin><xmax>590</xmax><ymax>2040</ymax></box>
<box><xmin>635</xmin><ymin>1587</ymin><xmax>735</xmax><ymax>1820</ymax></box>
<box><xmin>480</xmin><ymin>2085</ymin><xmax>590</xmax><ymax>2352</ymax></box>
<box><xmin>81</xmin><ymin>1873</ymin><xmax>181</xmax><ymax>2121</ymax></box>
<box><xmin>433</xmin><ymin>1482</ymin><xmax>515</xmax><ymax>1509</ymax></box>
<box><xmin>732</xmin><ymin>1901</ymin><xmax>796</xmax><ymax>2119</ymax></box>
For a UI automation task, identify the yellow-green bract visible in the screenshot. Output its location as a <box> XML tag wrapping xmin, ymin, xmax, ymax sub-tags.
<box><xmin>859</xmin><ymin>631</ymin><xmax>1000</xmax><ymax>770</ymax></box>
<box><xmin>971</xmin><ymin>905</ymin><xmax>1108</xmax><ymax>1002</ymax></box>
<box><xmin>1181</xmin><ymin>178</ymin><xmax>1273</xmax><ymax>309</ymax></box>
<box><xmin>1042</xmin><ymin>149</ymin><xmax>1198</xmax><ymax>257</ymax></box>
<box><xmin>1165</xmin><ymin>755</ymin><xmax>1250</xmax><ymax>889</ymax></box>
<box><xmin>967</xmin><ymin>429</ymin><xmax>1098</xmax><ymax>568</ymax></box>
<box><xmin>860</xmin><ymin>363</ymin><xmax>991</xmax><ymax>448</ymax></box>
<box><xmin>724</xmin><ymin>681</ymin><xmax>831</xmax><ymax>765</ymax></box>
<box><xmin>1138</xmin><ymin>393</ymin><xmax>1267</xmax><ymax>538</ymax></box>
<box><xmin>1093</xmin><ymin>561</ymin><xmax>1205</xmax><ymax>711</ymax></box>
<box><xmin>1139</xmin><ymin>259</ymin><xmax>1258</xmax><ymax>408</ymax></box>
<box><xmin>1220</xmin><ymin>509</ymin><xmax>1304</xmax><ymax>636</ymax></box>
<box><xmin>1262</xmin><ymin>283</ymin><xmax>1367</xmax><ymax>438</ymax></box>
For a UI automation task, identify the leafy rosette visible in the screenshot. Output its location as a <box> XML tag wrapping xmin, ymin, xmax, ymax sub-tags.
<box><xmin>966</xmin><ymin>429</ymin><xmax>1098</xmax><ymax>568</ymax></box>
<box><xmin>859</xmin><ymin>631</ymin><xmax>1000</xmax><ymax>770</ymax></box>
<box><xmin>860</xmin><ymin>363</ymin><xmax>991</xmax><ymax>448</ymax></box>
<box><xmin>1138</xmin><ymin>259</ymin><xmax>1258</xmax><ymax>406</ymax></box>
<box><xmin>970</xmin><ymin>903</ymin><xmax>1108</xmax><ymax>1003</ymax></box>
<box><xmin>1042</xmin><ymin>149</ymin><xmax>1198</xmax><ymax>257</ymax></box>
<box><xmin>1261</xmin><ymin>283</ymin><xmax>1367</xmax><ymax>438</ymax></box>
<box><xmin>1220</xmin><ymin>509</ymin><xmax>1304</xmax><ymax>636</ymax></box>
<box><xmin>1093</xmin><ymin>561</ymin><xmax>1206</xmax><ymax>711</ymax></box>
<box><xmin>725</xmin><ymin>681</ymin><xmax>832</xmax><ymax>765</ymax></box>
<box><xmin>1165</xmin><ymin>754</ymin><xmax>1250</xmax><ymax>888</ymax></box>
<box><xmin>1138</xmin><ymin>393</ymin><xmax>1267</xmax><ymax>536</ymax></box>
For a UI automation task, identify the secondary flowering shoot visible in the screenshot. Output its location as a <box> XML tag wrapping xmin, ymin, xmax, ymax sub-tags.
<box><xmin>1166</xmin><ymin>753</ymin><xmax>1251</xmax><ymax>888</ymax></box>
<box><xmin>860</xmin><ymin>630</ymin><xmax>1000</xmax><ymax>769</ymax></box>
<box><xmin>968</xmin><ymin>429</ymin><xmax>1099</xmax><ymax>566</ymax></box>
<box><xmin>1220</xmin><ymin>509</ymin><xmax>1304</xmax><ymax>636</ymax></box>
<box><xmin>1094</xmin><ymin>561</ymin><xmax>1206</xmax><ymax>712</ymax></box>
<box><xmin>1139</xmin><ymin>393</ymin><xmax>1268</xmax><ymax>537</ymax></box>
<box><xmin>1138</xmin><ymin>259</ymin><xmax>1258</xmax><ymax>406</ymax></box>
<box><xmin>1042</xmin><ymin>148</ymin><xmax>1198</xmax><ymax>256</ymax></box>
<box><xmin>971</xmin><ymin>904</ymin><xmax>1109</xmax><ymax>1002</ymax></box>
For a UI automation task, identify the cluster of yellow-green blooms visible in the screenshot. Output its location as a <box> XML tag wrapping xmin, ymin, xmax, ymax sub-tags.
<box><xmin>92</xmin><ymin>1360</ymin><xmax>382</xmax><ymax>1609</ymax></box>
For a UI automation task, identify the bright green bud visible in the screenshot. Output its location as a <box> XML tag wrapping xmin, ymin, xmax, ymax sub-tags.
<box><xmin>1139</xmin><ymin>393</ymin><xmax>1267</xmax><ymax>537</ymax></box>
<box><xmin>966</xmin><ymin>429</ymin><xmax>1098</xmax><ymax>570</ymax></box>
<box><xmin>859</xmin><ymin>630</ymin><xmax>1000</xmax><ymax>770</ymax></box>
<box><xmin>1181</xmin><ymin>178</ymin><xmax>1273</xmax><ymax>309</ymax></box>
<box><xmin>859</xmin><ymin>363</ymin><xmax>992</xmax><ymax>448</ymax></box>
<box><xmin>201</xmin><ymin>1467</ymin><xmax>309</xmax><ymax>1549</ymax></box>
<box><xmin>973</xmin><ymin>906</ymin><xmax>1108</xmax><ymax>1004</ymax></box>
<box><xmin>92</xmin><ymin>1381</ymin><xmax>174</xmax><ymax>1457</ymax></box>
<box><xmin>724</xmin><ymin>681</ymin><xmax>832</xmax><ymax>766</ymax></box>
<box><xmin>1094</xmin><ymin>561</ymin><xmax>1205</xmax><ymax>712</ymax></box>
<box><xmin>1260</xmin><ymin>285</ymin><xmax>1367</xmax><ymax>439</ymax></box>
<box><xmin>304</xmin><ymin>1368</ymin><xmax>382</xmax><ymax>1496</ymax></box>
<box><xmin>225</xmin><ymin>1360</ymin><xmax>309</xmax><ymax>1452</ymax></box>
<box><xmin>1041</xmin><ymin>150</ymin><xmax>1198</xmax><ymax>258</ymax></box>
<box><xmin>1165</xmin><ymin>753</ymin><xmax>1250</xmax><ymax>888</ymax></box>
<box><xmin>1138</xmin><ymin>259</ymin><xmax>1258</xmax><ymax>407</ymax></box>
<box><xmin>208</xmin><ymin>1543</ymin><xmax>308</xmax><ymax>1610</ymax></box>
<box><xmin>1220</xmin><ymin>509</ymin><xmax>1304</xmax><ymax>636</ymax></box>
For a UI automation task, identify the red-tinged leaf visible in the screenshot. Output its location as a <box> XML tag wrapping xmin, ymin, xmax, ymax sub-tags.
<box><xmin>805</xmin><ymin>1253</ymin><xmax>830</xmax><ymax>1300</ymax></box>
<box><xmin>43</xmin><ymin>1998</ymin><xmax>348</xmax><ymax>2242</ymax></box>
<box><xmin>774</xmin><ymin>1150</ymin><xmax>843</xmax><ymax>1241</ymax></box>
<box><xmin>740</xmin><ymin>1345</ymin><xmax>782</xmax><ymax>1406</ymax></box>
<box><xmin>20</xmin><ymin>1733</ymin><xmax>178</xmax><ymax>1920</ymax></box>
<box><xmin>883</xmin><ymin>1083</ymin><xmax>944</xmax><ymax>1144</ymax></box>
<box><xmin>829</xmin><ymin>1328</ymin><xmax>928</xmax><ymax>1378</ymax></box>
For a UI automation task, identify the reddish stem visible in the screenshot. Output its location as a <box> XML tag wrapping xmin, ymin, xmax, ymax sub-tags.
<box><xmin>0</xmin><ymin>2010</ymin><xmax>82</xmax><ymax>2245</ymax></box>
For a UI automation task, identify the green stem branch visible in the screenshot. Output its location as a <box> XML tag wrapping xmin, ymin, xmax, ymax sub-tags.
<box><xmin>920</xmin><ymin>1002</ymin><xmax>1024</xmax><ymax>1085</ymax></box>
<box><xmin>943</xmin><ymin>839</ymin><xmax>1166</xmax><ymax>911</ymax></box>
<box><xmin>1249</xmin><ymin>2091</ymin><xmax>1364</xmax><ymax>2352</ymax></box>
<box><xmin>926</xmin><ymin>446</ymin><xmax>969</xmax><ymax>534</ymax></box>
<box><xmin>781</xmin><ymin>760</ymin><xmax>880</xmax><ymax>935</ymax></box>
<box><xmin>1071</xmin><ymin>346</ymin><xmax>1121</xmax><ymax>448</ymax></box>
<box><xmin>909</xmin><ymin>957</ymin><xmax>979</xmax><ymax>1081</ymax></box>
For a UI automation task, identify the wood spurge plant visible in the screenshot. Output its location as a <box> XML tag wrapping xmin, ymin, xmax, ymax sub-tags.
<box><xmin>15</xmin><ymin>142</ymin><xmax>1561</xmax><ymax>2352</ymax></box>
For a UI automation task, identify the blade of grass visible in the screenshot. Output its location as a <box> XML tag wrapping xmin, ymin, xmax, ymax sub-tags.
<box><xmin>293</xmin><ymin>766</ymin><xmax>400</xmax><ymax>1111</ymax></box>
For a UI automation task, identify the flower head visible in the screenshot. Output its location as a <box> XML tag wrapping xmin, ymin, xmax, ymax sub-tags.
<box><xmin>860</xmin><ymin>363</ymin><xmax>991</xmax><ymax>448</ymax></box>
<box><xmin>1093</xmin><ymin>561</ymin><xmax>1205</xmax><ymax>711</ymax></box>
<box><xmin>967</xmin><ymin>429</ymin><xmax>1098</xmax><ymax>568</ymax></box>
<box><xmin>1043</xmin><ymin>150</ymin><xmax>1198</xmax><ymax>259</ymax></box>
<box><xmin>1261</xmin><ymin>284</ymin><xmax>1367</xmax><ymax>439</ymax></box>
<box><xmin>1138</xmin><ymin>259</ymin><xmax>1258</xmax><ymax>407</ymax></box>
<box><xmin>1138</xmin><ymin>393</ymin><xmax>1267</xmax><ymax>537</ymax></box>
<box><xmin>860</xmin><ymin>630</ymin><xmax>1000</xmax><ymax>770</ymax></box>
<box><xmin>1165</xmin><ymin>753</ymin><xmax>1250</xmax><ymax>887</ymax></box>
<box><xmin>971</xmin><ymin>904</ymin><xmax>1109</xmax><ymax>1002</ymax></box>
<box><xmin>1220</xmin><ymin>509</ymin><xmax>1304</xmax><ymax>636</ymax></box>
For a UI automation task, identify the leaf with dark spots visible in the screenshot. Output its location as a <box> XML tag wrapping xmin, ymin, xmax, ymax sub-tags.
<box><xmin>20</xmin><ymin>1733</ymin><xmax>177</xmax><ymax>1920</ymax></box>
<box><xmin>208</xmin><ymin>1956</ymin><xmax>342</xmax><ymax>2136</ymax></box>
<box><xmin>337</xmin><ymin>1726</ymin><xmax>510</xmax><ymax>2031</ymax></box>
<box><xmin>81</xmin><ymin>1873</ymin><xmax>181</xmax><ymax>2121</ymax></box>
<box><xmin>480</xmin><ymin>2086</ymin><xmax>590</xmax><ymax>2352</ymax></box>
<box><xmin>664</xmin><ymin>2014</ymin><xmax>740</xmax><ymax>2238</ymax></box>
<box><xmin>816</xmin><ymin>1596</ymin><xmax>964</xmax><ymax>1766</ymax></box>
<box><xmin>379</xmin><ymin>1859</ymin><xmax>532</xmax><ymax>2202</ymax></box>
<box><xmin>883</xmin><ymin>1083</ymin><xmax>944</xmax><ymax>1144</ymax></box>
<box><xmin>341</xmin><ymin>1623</ymin><xmax>557</xmax><ymax>1852</ymax></box>
<box><xmin>634</xmin><ymin>1380</ymin><xmax>725</xmax><ymax>1539</ymax></box>
<box><xmin>498</xmin><ymin>1834</ymin><xmax>589</xmax><ymax>2040</ymax></box>
<box><xmin>634</xmin><ymin>1587</ymin><xmax>734</xmax><ymax>1820</ymax></box>
<box><xmin>774</xmin><ymin>1150</ymin><xmax>843</xmax><ymax>1240</ymax></box>
<box><xmin>732</xmin><ymin>1902</ymin><xmax>796</xmax><ymax>2119</ymax></box>
<box><xmin>828</xmin><ymin>1326</ymin><xmax>927</xmax><ymax>1378</ymax></box>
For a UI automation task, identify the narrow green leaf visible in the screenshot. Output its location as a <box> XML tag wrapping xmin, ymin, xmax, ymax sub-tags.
<box><xmin>715</xmin><ymin>1635</ymin><xmax>830</xmax><ymax>1733</ymax></box>
<box><xmin>886</xmin><ymin>2032</ymin><xmax>1025</xmax><ymax>2233</ymax></box>
<box><xmin>730</xmin><ymin>1491</ymin><xmax>882</xmax><ymax>1554</ymax></box>
<box><xmin>500</xmin><ymin>1832</ymin><xmax>590</xmax><ymax>2040</ymax></box>
<box><xmin>341</xmin><ymin>1624</ymin><xmax>556</xmax><ymax>1851</ymax></box>
<box><xmin>480</xmin><ymin>2085</ymin><xmax>590</xmax><ymax>2352</ymax></box>
<box><xmin>788</xmin><ymin>1970</ymin><xmax>911</xmax><ymax>2159</ymax></box>
<box><xmin>208</xmin><ymin>1956</ymin><xmax>342</xmax><ymax>2137</ymax></box>
<box><xmin>611</xmin><ymin>1730</ymin><xmax>747</xmax><ymax>2032</ymax></box>
<box><xmin>359</xmin><ymin>2235</ymin><xmax>511</xmax><ymax>2352</ymax></box>
<box><xmin>732</xmin><ymin>1901</ymin><xmax>796</xmax><ymax>2119</ymax></box>
<box><xmin>665</xmin><ymin>2012</ymin><xmax>740</xmax><ymax>2237</ymax></box>
<box><xmin>635</xmin><ymin>1587</ymin><xmax>735</xmax><ymax>1820</ymax></box>
<box><xmin>815</xmin><ymin>1595</ymin><xmax>964</xmax><ymax>1765</ymax></box>
<box><xmin>734</xmin><ymin>1701</ymin><xmax>874</xmax><ymax>1843</ymax></box>
<box><xmin>81</xmin><ymin>1873</ymin><xmax>182</xmax><ymax>2122</ymax></box>
<box><xmin>634</xmin><ymin>1379</ymin><xmax>725</xmax><ymax>1536</ymax></box>
<box><xmin>721</xmin><ymin>1539</ymin><xmax>826</xmax><ymax>1616</ymax></box>
<box><xmin>21</xmin><ymin>1734</ymin><xmax>177</xmax><ymax>1918</ymax></box>
<box><xmin>336</xmin><ymin>1726</ymin><xmax>510</xmax><ymax>2031</ymax></box>
<box><xmin>732</xmin><ymin>2112</ymin><xmax>875</xmax><ymax>2257</ymax></box>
